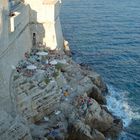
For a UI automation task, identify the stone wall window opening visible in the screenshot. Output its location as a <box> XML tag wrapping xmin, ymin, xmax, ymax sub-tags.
<box><xmin>33</xmin><ymin>33</ymin><xmax>36</xmax><ymax>46</ymax></box>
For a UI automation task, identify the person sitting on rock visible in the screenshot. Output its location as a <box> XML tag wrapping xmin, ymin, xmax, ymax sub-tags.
<box><xmin>64</xmin><ymin>89</ymin><xmax>69</xmax><ymax>97</ymax></box>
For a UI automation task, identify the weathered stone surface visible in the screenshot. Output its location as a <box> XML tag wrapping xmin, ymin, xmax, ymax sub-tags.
<box><xmin>88</xmin><ymin>71</ymin><xmax>108</xmax><ymax>93</ymax></box>
<box><xmin>13</xmin><ymin>74</ymin><xmax>62</xmax><ymax>122</ymax></box>
<box><xmin>59</xmin><ymin>94</ymin><xmax>122</xmax><ymax>139</ymax></box>
<box><xmin>103</xmin><ymin>118</ymin><xmax>123</xmax><ymax>138</ymax></box>
<box><xmin>68</xmin><ymin>120</ymin><xmax>105</xmax><ymax>140</ymax></box>
<box><xmin>81</xmin><ymin>69</ymin><xmax>108</xmax><ymax>93</ymax></box>
<box><xmin>10</xmin><ymin>52</ymin><xmax>122</xmax><ymax>140</ymax></box>
<box><xmin>62</xmin><ymin>64</ymin><xmax>93</xmax><ymax>95</ymax></box>
<box><xmin>0</xmin><ymin>111</ymin><xmax>32</xmax><ymax>140</ymax></box>
<box><xmin>88</xmin><ymin>84</ymin><xmax>106</xmax><ymax>105</ymax></box>
<box><xmin>77</xmin><ymin>77</ymin><xmax>93</xmax><ymax>94</ymax></box>
<box><xmin>56</xmin><ymin>72</ymin><xmax>67</xmax><ymax>88</ymax></box>
<box><xmin>84</xmin><ymin>98</ymin><xmax>123</xmax><ymax>138</ymax></box>
<box><xmin>30</xmin><ymin>124</ymin><xmax>47</xmax><ymax>139</ymax></box>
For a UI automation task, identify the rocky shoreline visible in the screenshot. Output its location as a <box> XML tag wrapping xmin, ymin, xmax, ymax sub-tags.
<box><xmin>9</xmin><ymin>47</ymin><xmax>123</xmax><ymax>140</ymax></box>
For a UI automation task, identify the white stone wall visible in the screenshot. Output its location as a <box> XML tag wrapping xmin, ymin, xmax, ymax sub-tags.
<box><xmin>0</xmin><ymin>28</ymin><xmax>32</xmax><ymax>113</ymax></box>
<box><xmin>54</xmin><ymin>17</ymin><xmax>64</xmax><ymax>49</ymax></box>
<box><xmin>0</xmin><ymin>3</ymin><xmax>33</xmax><ymax>139</ymax></box>
<box><xmin>0</xmin><ymin>3</ymin><xmax>32</xmax><ymax>114</ymax></box>
<box><xmin>0</xmin><ymin>0</ymin><xmax>9</xmax><ymax>55</ymax></box>
<box><xmin>0</xmin><ymin>0</ymin><xmax>64</xmax><ymax>116</ymax></box>
<box><xmin>25</xmin><ymin>0</ymin><xmax>64</xmax><ymax>50</ymax></box>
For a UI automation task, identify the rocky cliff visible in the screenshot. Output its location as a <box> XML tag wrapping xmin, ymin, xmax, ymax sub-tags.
<box><xmin>0</xmin><ymin>48</ymin><xmax>123</xmax><ymax>140</ymax></box>
<box><xmin>0</xmin><ymin>1</ymin><xmax>123</xmax><ymax>140</ymax></box>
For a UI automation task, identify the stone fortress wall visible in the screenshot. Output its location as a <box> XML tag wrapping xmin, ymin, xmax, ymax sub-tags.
<box><xmin>0</xmin><ymin>0</ymin><xmax>64</xmax><ymax>114</ymax></box>
<box><xmin>0</xmin><ymin>1</ymin><xmax>64</xmax><ymax>139</ymax></box>
<box><xmin>0</xmin><ymin>1</ymin><xmax>33</xmax><ymax>139</ymax></box>
<box><xmin>0</xmin><ymin>1</ymin><xmax>32</xmax><ymax>114</ymax></box>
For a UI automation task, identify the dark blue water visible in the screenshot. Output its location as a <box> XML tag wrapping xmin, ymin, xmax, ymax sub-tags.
<box><xmin>60</xmin><ymin>0</ymin><xmax>140</xmax><ymax>139</ymax></box>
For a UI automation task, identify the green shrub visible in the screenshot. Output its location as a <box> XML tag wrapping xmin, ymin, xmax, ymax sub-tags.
<box><xmin>55</xmin><ymin>63</ymin><xmax>64</xmax><ymax>70</ymax></box>
<box><xmin>53</xmin><ymin>71</ymin><xmax>59</xmax><ymax>78</ymax></box>
<box><xmin>44</xmin><ymin>77</ymin><xmax>51</xmax><ymax>84</ymax></box>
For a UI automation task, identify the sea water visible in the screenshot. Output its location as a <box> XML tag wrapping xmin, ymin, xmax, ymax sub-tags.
<box><xmin>60</xmin><ymin>0</ymin><xmax>140</xmax><ymax>139</ymax></box>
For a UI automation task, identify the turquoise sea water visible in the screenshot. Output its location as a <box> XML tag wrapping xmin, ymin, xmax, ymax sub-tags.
<box><xmin>60</xmin><ymin>0</ymin><xmax>140</xmax><ymax>139</ymax></box>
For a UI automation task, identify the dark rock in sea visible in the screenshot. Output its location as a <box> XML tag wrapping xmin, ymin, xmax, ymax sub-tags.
<box><xmin>87</xmin><ymin>84</ymin><xmax>107</xmax><ymax>105</ymax></box>
<box><xmin>103</xmin><ymin>118</ymin><xmax>123</xmax><ymax>139</ymax></box>
<box><xmin>67</xmin><ymin>120</ymin><xmax>105</xmax><ymax>140</ymax></box>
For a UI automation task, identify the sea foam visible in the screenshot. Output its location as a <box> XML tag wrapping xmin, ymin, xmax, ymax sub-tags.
<box><xmin>106</xmin><ymin>85</ymin><xmax>140</xmax><ymax>127</ymax></box>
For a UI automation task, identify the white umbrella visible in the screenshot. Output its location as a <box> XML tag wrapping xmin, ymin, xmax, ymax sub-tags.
<box><xmin>57</xmin><ymin>59</ymin><xmax>67</xmax><ymax>64</ymax></box>
<box><xmin>55</xmin><ymin>110</ymin><xmax>61</xmax><ymax>115</ymax></box>
<box><xmin>27</xmin><ymin>65</ymin><xmax>37</xmax><ymax>70</ymax></box>
<box><xmin>36</xmin><ymin>51</ymin><xmax>48</xmax><ymax>56</ymax></box>
<box><xmin>50</xmin><ymin>60</ymin><xmax>58</xmax><ymax>65</ymax></box>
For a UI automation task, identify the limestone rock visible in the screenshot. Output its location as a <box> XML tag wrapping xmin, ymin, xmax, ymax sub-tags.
<box><xmin>10</xmin><ymin>52</ymin><xmax>122</xmax><ymax>139</ymax></box>
<box><xmin>77</xmin><ymin>77</ymin><xmax>93</xmax><ymax>94</ymax></box>
<box><xmin>103</xmin><ymin>118</ymin><xmax>123</xmax><ymax>138</ymax></box>
<box><xmin>0</xmin><ymin>111</ymin><xmax>32</xmax><ymax>140</ymax></box>
<box><xmin>84</xmin><ymin>99</ymin><xmax>123</xmax><ymax>138</ymax></box>
<box><xmin>63</xmin><ymin>64</ymin><xmax>93</xmax><ymax>95</ymax></box>
<box><xmin>88</xmin><ymin>84</ymin><xmax>106</xmax><ymax>104</ymax></box>
<box><xmin>14</xmin><ymin>76</ymin><xmax>62</xmax><ymax>122</ymax></box>
<box><xmin>30</xmin><ymin>124</ymin><xmax>48</xmax><ymax>139</ymax></box>
<box><xmin>56</xmin><ymin>72</ymin><xmax>67</xmax><ymax>88</ymax></box>
<box><xmin>87</xmin><ymin>71</ymin><xmax>108</xmax><ymax>93</ymax></box>
<box><xmin>68</xmin><ymin>120</ymin><xmax>105</xmax><ymax>140</ymax></box>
